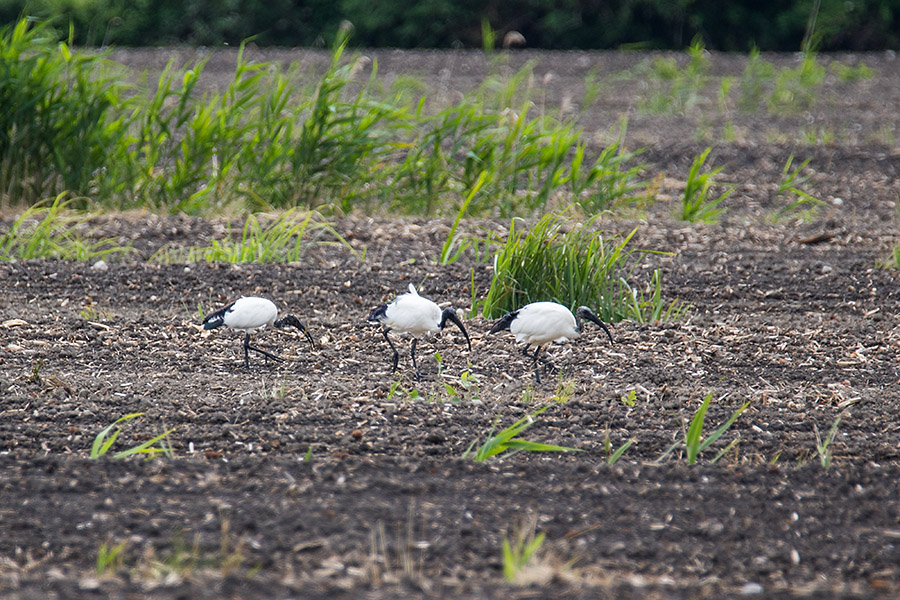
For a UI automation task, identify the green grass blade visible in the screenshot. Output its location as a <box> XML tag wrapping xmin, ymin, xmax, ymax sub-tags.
<box><xmin>524</xmin><ymin>531</ymin><xmax>546</xmax><ymax>559</ymax></box>
<box><xmin>607</xmin><ymin>438</ymin><xmax>635</xmax><ymax>465</ymax></box>
<box><xmin>656</xmin><ymin>440</ymin><xmax>681</xmax><ymax>463</ymax></box>
<box><xmin>503</xmin><ymin>440</ymin><xmax>581</xmax><ymax>453</ymax></box>
<box><xmin>697</xmin><ymin>400</ymin><xmax>750</xmax><ymax>454</ymax></box>
<box><xmin>90</xmin><ymin>412</ymin><xmax>145</xmax><ymax>459</ymax></box>
<box><xmin>440</xmin><ymin>170</ymin><xmax>486</xmax><ymax>264</ymax></box>
<box><xmin>501</xmin><ymin>538</ymin><xmax>515</xmax><ymax>580</ymax></box>
<box><xmin>710</xmin><ymin>436</ymin><xmax>740</xmax><ymax>464</ymax></box>
<box><xmin>685</xmin><ymin>392</ymin><xmax>712</xmax><ymax>464</ymax></box>
<box><xmin>471</xmin><ymin>405</ymin><xmax>566</xmax><ymax>462</ymax></box>
<box><xmin>112</xmin><ymin>428</ymin><xmax>176</xmax><ymax>459</ymax></box>
<box><xmin>97</xmin><ymin>429</ymin><xmax>122</xmax><ymax>459</ymax></box>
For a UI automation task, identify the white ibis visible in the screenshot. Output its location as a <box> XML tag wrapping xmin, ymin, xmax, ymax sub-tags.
<box><xmin>489</xmin><ymin>301</ymin><xmax>613</xmax><ymax>383</ymax></box>
<box><xmin>202</xmin><ymin>296</ymin><xmax>314</xmax><ymax>369</ymax></box>
<box><xmin>367</xmin><ymin>284</ymin><xmax>471</xmax><ymax>377</ymax></box>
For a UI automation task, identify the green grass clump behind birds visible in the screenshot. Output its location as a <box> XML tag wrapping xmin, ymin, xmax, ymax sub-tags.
<box><xmin>481</xmin><ymin>212</ymin><xmax>686</xmax><ymax>323</ymax></box>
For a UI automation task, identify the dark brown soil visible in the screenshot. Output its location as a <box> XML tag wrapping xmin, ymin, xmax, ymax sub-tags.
<box><xmin>3</xmin><ymin>49</ymin><xmax>900</xmax><ymax>599</ymax></box>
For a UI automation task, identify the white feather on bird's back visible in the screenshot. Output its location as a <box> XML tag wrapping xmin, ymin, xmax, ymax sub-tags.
<box><xmin>384</xmin><ymin>284</ymin><xmax>442</xmax><ymax>336</ymax></box>
<box><xmin>509</xmin><ymin>302</ymin><xmax>578</xmax><ymax>345</ymax></box>
<box><xmin>224</xmin><ymin>296</ymin><xmax>277</xmax><ymax>332</ymax></box>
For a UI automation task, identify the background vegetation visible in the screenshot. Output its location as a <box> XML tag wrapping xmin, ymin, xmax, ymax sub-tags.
<box><xmin>0</xmin><ymin>19</ymin><xmax>836</xmax><ymax>216</ymax></box>
<box><xmin>1</xmin><ymin>0</ymin><xmax>898</xmax><ymax>50</ymax></box>
<box><xmin>0</xmin><ymin>11</ymin><xmax>863</xmax><ymax>318</ymax></box>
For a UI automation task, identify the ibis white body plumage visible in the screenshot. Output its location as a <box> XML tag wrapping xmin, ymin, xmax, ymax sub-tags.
<box><xmin>508</xmin><ymin>302</ymin><xmax>585</xmax><ymax>346</ymax></box>
<box><xmin>368</xmin><ymin>284</ymin><xmax>471</xmax><ymax>377</ymax></box>
<box><xmin>205</xmin><ymin>296</ymin><xmax>278</xmax><ymax>333</ymax></box>
<box><xmin>489</xmin><ymin>301</ymin><xmax>613</xmax><ymax>383</ymax></box>
<box><xmin>202</xmin><ymin>296</ymin><xmax>314</xmax><ymax>368</ymax></box>
<box><xmin>378</xmin><ymin>285</ymin><xmax>444</xmax><ymax>336</ymax></box>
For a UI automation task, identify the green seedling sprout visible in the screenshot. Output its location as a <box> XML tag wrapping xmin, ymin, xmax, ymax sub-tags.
<box><xmin>464</xmin><ymin>405</ymin><xmax>581</xmax><ymax>462</ymax></box>
<box><xmin>502</xmin><ymin>523</ymin><xmax>546</xmax><ymax>583</ymax></box>
<box><xmin>97</xmin><ymin>541</ymin><xmax>127</xmax><ymax>575</ymax></box>
<box><xmin>814</xmin><ymin>417</ymin><xmax>841</xmax><ymax>469</ymax></box>
<box><xmin>679</xmin><ymin>148</ymin><xmax>733</xmax><ymax>224</ymax></box>
<box><xmin>90</xmin><ymin>412</ymin><xmax>175</xmax><ymax>459</ymax></box>
<box><xmin>620</xmin><ymin>390</ymin><xmax>637</xmax><ymax>406</ymax></box>
<box><xmin>771</xmin><ymin>155</ymin><xmax>822</xmax><ymax>223</ymax></box>
<box><xmin>604</xmin><ymin>426</ymin><xmax>635</xmax><ymax>465</ymax></box>
<box><xmin>658</xmin><ymin>391</ymin><xmax>750</xmax><ymax>465</ymax></box>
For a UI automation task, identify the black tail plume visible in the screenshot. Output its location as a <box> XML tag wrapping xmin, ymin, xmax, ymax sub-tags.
<box><xmin>367</xmin><ymin>303</ymin><xmax>388</xmax><ymax>323</ymax></box>
<box><xmin>202</xmin><ymin>303</ymin><xmax>233</xmax><ymax>330</ymax></box>
<box><xmin>488</xmin><ymin>310</ymin><xmax>519</xmax><ymax>335</ymax></box>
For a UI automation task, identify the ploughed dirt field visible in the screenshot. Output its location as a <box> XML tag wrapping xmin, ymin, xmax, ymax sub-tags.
<box><xmin>3</xmin><ymin>49</ymin><xmax>900</xmax><ymax>599</ymax></box>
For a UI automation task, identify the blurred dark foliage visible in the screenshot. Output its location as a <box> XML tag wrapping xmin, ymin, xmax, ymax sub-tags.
<box><xmin>1</xmin><ymin>0</ymin><xmax>897</xmax><ymax>50</ymax></box>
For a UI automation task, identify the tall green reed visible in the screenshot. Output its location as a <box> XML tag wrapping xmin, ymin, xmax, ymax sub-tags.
<box><xmin>0</xmin><ymin>20</ymin><xmax>127</xmax><ymax>205</ymax></box>
<box><xmin>639</xmin><ymin>36</ymin><xmax>710</xmax><ymax>114</ymax></box>
<box><xmin>2</xmin><ymin>17</ymin><xmax>655</xmax><ymax>219</ymax></box>
<box><xmin>679</xmin><ymin>147</ymin><xmax>732</xmax><ymax>223</ymax></box>
<box><xmin>567</xmin><ymin>120</ymin><xmax>648</xmax><ymax>213</ymax></box>
<box><xmin>279</xmin><ymin>33</ymin><xmax>408</xmax><ymax>212</ymax></box>
<box><xmin>390</xmin><ymin>63</ymin><xmax>644</xmax><ymax>218</ymax></box>
<box><xmin>123</xmin><ymin>43</ymin><xmax>269</xmax><ymax>213</ymax></box>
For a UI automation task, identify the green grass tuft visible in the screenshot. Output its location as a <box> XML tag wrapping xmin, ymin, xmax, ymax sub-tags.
<box><xmin>814</xmin><ymin>417</ymin><xmax>841</xmax><ymax>469</ymax></box>
<box><xmin>0</xmin><ymin>194</ymin><xmax>132</xmax><ymax>261</ymax></box>
<box><xmin>152</xmin><ymin>209</ymin><xmax>359</xmax><ymax>263</ymax></box>
<box><xmin>769</xmin><ymin>52</ymin><xmax>826</xmax><ymax>114</ymax></box>
<box><xmin>482</xmin><ymin>212</ymin><xmax>683</xmax><ymax>323</ymax></box>
<box><xmin>658</xmin><ymin>391</ymin><xmax>750</xmax><ymax>465</ymax></box>
<box><xmin>464</xmin><ymin>405</ymin><xmax>580</xmax><ymax>462</ymax></box>
<box><xmin>679</xmin><ymin>148</ymin><xmax>733</xmax><ymax>223</ymax></box>
<box><xmin>97</xmin><ymin>541</ymin><xmax>127</xmax><ymax>576</ymax></box>
<box><xmin>502</xmin><ymin>518</ymin><xmax>546</xmax><ymax>583</ymax></box>
<box><xmin>90</xmin><ymin>413</ymin><xmax>175</xmax><ymax>460</ymax></box>
<box><xmin>568</xmin><ymin>120</ymin><xmax>649</xmax><ymax>213</ymax></box>
<box><xmin>639</xmin><ymin>36</ymin><xmax>710</xmax><ymax>115</ymax></box>
<box><xmin>604</xmin><ymin>425</ymin><xmax>635</xmax><ymax>465</ymax></box>
<box><xmin>770</xmin><ymin>155</ymin><xmax>823</xmax><ymax>223</ymax></box>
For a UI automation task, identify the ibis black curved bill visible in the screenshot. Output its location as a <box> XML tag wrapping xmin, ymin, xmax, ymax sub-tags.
<box><xmin>576</xmin><ymin>306</ymin><xmax>613</xmax><ymax>344</ymax></box>
<box><xmin>439</xmin><ymin>307</ymin><xmax>471</xmax><ymax>352</ymax></box>
<box><xmin>274</xmin><ymin>314</ymin><xmax>316</xmax><ymax>348</ymax></box>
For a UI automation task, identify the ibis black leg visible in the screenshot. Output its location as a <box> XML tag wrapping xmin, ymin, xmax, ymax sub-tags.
<box><xmin>533</xmin><ymin>346</ymin><xmax>543</xmax><ymax>384</ymax></box>
<box><xmin>522</xmin><ymin>344</ymin><xmax>554</xmax><ymax>366</ymax></box>
<box><xmin>242</xmin><ymin>333</ymin><xmax>284</xmax><ymax>368</ymax></box>
<box><xmin>410</xmin><ymin>338</ymin><xmax>421</xmax><ymax>379</ymax></box>
<box><xmin>381</xmin><ymin>328</ymin><xmax>400</xmax><ymax>373</ymax></box>
<box><xmin>248</xmin><ymin>343</ymin><xmax>285</xmax><ymax>363</ymax></box>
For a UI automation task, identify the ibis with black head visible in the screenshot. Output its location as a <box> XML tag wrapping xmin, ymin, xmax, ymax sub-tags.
<box><xmin>367</xmin><ymin>284</ymin><xmax>471</xmax><ymax>377</ymax></box>
<box><xmin>202</xmin><ymin>296</ymin><xmax>314</xmax><ymax>369</ymax></box>
<box><xmin>489</xmin><ymin>301</ymin><xmax>613</xmax><ymax>383</ymax></box>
